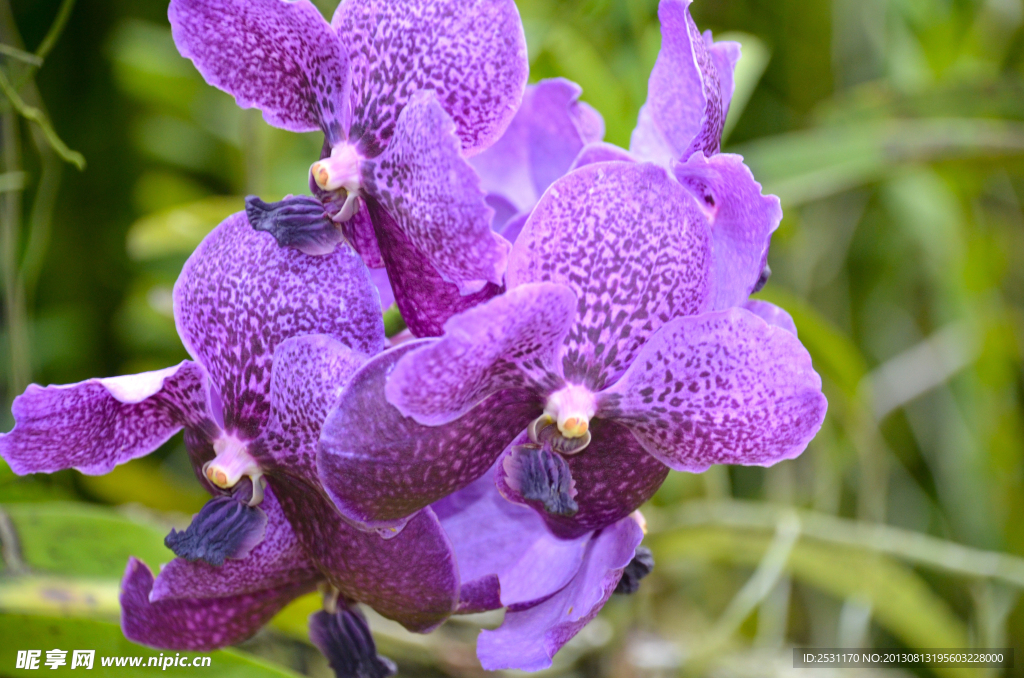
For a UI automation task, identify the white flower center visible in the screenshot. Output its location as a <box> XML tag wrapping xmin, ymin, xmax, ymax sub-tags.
<box><xmin>203</xmin><ymin>435</ymin><xmax>265</xmax><ymax>505</ymax></box>
<box><xmin>310</xmin><ymin>144</ymin><xmax>363</xmax><ymax>222</ymax></box>
<box><xmin>543</xmin><ymin>384</ymin><xmax>598</xmax><ymax>441</ymax></box>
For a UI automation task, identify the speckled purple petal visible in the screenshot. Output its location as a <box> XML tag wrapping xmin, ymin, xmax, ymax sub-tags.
<box><xmin>120</xmin><ymin>557</ymin><xmax>316</xmax><ymax>651</ymax></box>
<box><xmin>674</xmin><ymin>152</ymin><xmax>781</xmax><ymax>310</ymax></box>
<box><xmin>361</xmin><ymin>91</ymin><xmax>510</xmax><ymax>292</ymax></box>
<box><xmin>629</xmin><ymin>0</ymin><xmax>725</xmax><ymax>163</ymax></box>
<box><xmin>0</xmin><ymin>362</ymin><xmax>212</xmax><ymax>476</ymax></box>
<box><xmin>496</xmin><ymin>424</ymin><xmax>668</xmax><ymax>539</ymax></box>
<box><xmin>707</xmin><ymin>34</ymin><xmax>741</xmax><ymax>118</ymax></box>
<box><xmin>508</xmin><ymin>162</ymin><xmax>712</xmax><ymax>391</ymax></box>
<box><xmin>570</xmin><ymin>142</ymin><xmax>636</xmax><ymax>170</ymax></box>
<box><xmin>385</xmin><ymin>283</ymin><xmax>574</xmax><ymax>426</ymax></box>
<box><xmin>152</xmin><ymin>486</ymin><xmax>318</xmax><ymax>601</ymax></box>
<box><xmin>342</xmin><ymin>201</ymin><xmax>385</xmax><ymax>269</ymax></box>
<box><xmin>319</xmin><ymin>341</ymin><xmax>539</xmax><ymax>529</ymax></box>
<box><xmin>470</xmin><ymin>78</ymin><xmax>606</xmax><ymax>216</ymax></box>
<box><xmin>433</xmin><ymin>469</ymin><xmax>588</xmax><ymax>610</ymax></box>
<box><xmin>477</xmin><ymin>515</ymin><xmax>643</xmax><ymax>671</ymax></box>
<box><xmin>169</xmin><ymin>0</ymin><xmax>350</xmax><ymax>141</ymax></box>
<box><xmin>600</xmin><ymin>307</ymin><xmax>827</xmax><ymax>473</ymax></box>
<box><xmin>333</xmin><ymin>0</ymin><xmax>528</xmax><ymax>157</ymax></box>
<box><xmin>174</xmin><ymin>212</ymin><xmax>385</xmax><ymax>441</ymax></box>
<box><xmin>365</xmin><ymin>197</ymin><xmax>502</xmax><ymax>337</ymax></box>
<box><xmin>743</xmin><ymin>299</ymin><xmax>797</xmax><ymax>336</ymax></box>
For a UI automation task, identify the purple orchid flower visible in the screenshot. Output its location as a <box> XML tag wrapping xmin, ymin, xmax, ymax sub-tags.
<box><xmin>169</xmin><ymin>0</ymin><xmax>529</xmax><ymax>336</ymax></box>
<box><xmin>318</xmin><ymin>161</ymin><xmax>828</xmax><ymax>540</ymax></box>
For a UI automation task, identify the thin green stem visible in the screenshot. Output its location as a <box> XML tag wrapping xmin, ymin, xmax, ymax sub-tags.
<box><xmin>0</xmin><ymin>43</ymin><xmax>41</xmax><ymax>66</ymax></box>
<box><xmin>0</xmin><ymin>66</ymin><xmax>83</xmax><ymax>169</ymax></box>
<box><xmin>33</xmin><ymin>0</ymin><xmax>76</xmax><ymax>61</ymax></box>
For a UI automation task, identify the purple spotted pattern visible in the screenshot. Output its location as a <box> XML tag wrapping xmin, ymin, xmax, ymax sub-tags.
<box><xmin>319</xmin><ymin>161</ymin><xmax>826</xmax><ymax>539</ymax></box>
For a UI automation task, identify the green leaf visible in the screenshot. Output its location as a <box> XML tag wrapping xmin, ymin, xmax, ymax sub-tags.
<box><xmin>75</xmin><ymin>459</ymin><xmax>208</xmax><ymax>515</ymax></box>
<box><xmin>3</xmin><ymin>502</ymin><xmax>173</xmax><ymax>579</ymax></box>
<box><xmin>126</xmin><ymin>196</ymin><xmax>242</xmax><ymax>261</ymax></box>
<box><xmin>0</xmin><ymin>614</ymin><xmax>303</xmax><ymax>677</ymax></box>
<box><xmin>718</xmin><ymin>32</ymin><xmax>771</xmax><ymax>143</ymax></box>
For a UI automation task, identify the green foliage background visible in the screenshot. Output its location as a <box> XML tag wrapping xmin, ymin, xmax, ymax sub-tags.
<box><xmin>2</xmin><ymin>0</ymin><xmax>1024</xmax><ymax>675</ymax></box>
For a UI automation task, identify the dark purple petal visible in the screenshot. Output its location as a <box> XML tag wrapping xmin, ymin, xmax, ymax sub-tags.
<box><xmin>366</xmin><ymin>198</ymin><xmax>502</xmax><ymax>337</ymax></box>
<box><xmin>385</xmin><ymin>283</ymin><xmax>575</xmax><ymax>426</ymax></box>
<box><xmin>569</xmin><ymin>142</ymin><xmax>636</xmax><ymax>170</ymax></box>
<box><xmin>433</xmin><ymin>470</ymin><xmax>588</xmax><ymax>610</ymax></box>
<box><xmin>743</xmin><ymin>299</ymin><xmax>797</xmax><ymax>336</ymax></box>
<box><xmin>310</xmin><ymin>607</ymin><xmax>397</xmax><ymax>678</ymax></box>
<box><xmin>496</xmin><ymin>424</ymin><xmax>668</xmax><ymax>539</ymax></box>
<box><xmin>0</xmin><ymin>362</ymin><xmax>212</xmax><ymax>476</ymax></box>
<box><xmin>245</xmin><ymin>195</ymin><xmax>343</xmax><ymax>257</ymax></box>
<box><xmin>476</xmin><ymin>515</ymin><xmax>643</xmax><ymax>671</ymax></box>
<box><xmin>470</xmin><ymin>78</ymin><xmax>606</xmax><ymax>216</ymax></box>
<box><xmin>707</xmin><ymin>35</ymin><xmax>741</xmax><ymax>119</ymax></box>
<box><xmin>153</xmin><ymin>486</ymin><xmax>318</xmax><ymax>600</ymax></box>
<box><xmin>120</xmin><ymin>557</ymin><xmax>316</xmax><ymax>651</ymax></box>
<box><xmin>342</xmin><ymin>201</ymin><xmax>385</xmax><ymax>269</ymax></box>
<box><xmin>673</xmin><ymin>152</ymin><xmax>782</xmax><ymax>310</ymax></box>
<box><xmin>333</xmin><ymin>0</ymin><xmax>528</xmax><ymax>157</ymax></box>
<box><xmin>599</xmin><ymin>308</ymin><xmax>827</xmax><ymax>472</ymax></box>
<box><xmin>164</xmin><ymin>494</ymin><xmax>268</xmax><ymax>566</ymax></box>
<box><xmin>174</xmin><ymin>212</ymin><xmax>385</xmax><ymax>440</ymax></box>
<box><xmin>169</xmin><ymin>0</ymin><xmax>350</xmax><ymax>141</ymax></box>
<box><xmin>630</xmin><ymin>0</ymin><xmax>725</xmax><ymax>163</ymax></box>
<box><xmin>319</xmin><ymin>341</ymin><xmax>539</xmax><ymax>529</ymax></box>
<box><xmin>508</xmin><ymin>162</ymin><xmax>712</xmax><ymax>391</ymax></box>
<box><xmin>613</xmin><ymin>546</ymin><xmax>654</xmax><ymax>594</ymax></box>
<box><xmin>361</xmin><ymin>91</ymin><xmax>510</xmax><ymax>292</ymax></box>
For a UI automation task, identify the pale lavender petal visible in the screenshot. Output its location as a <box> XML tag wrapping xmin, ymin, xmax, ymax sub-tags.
<box><xmin>333</xmin><ymin>0</ymin><xmax>528</xmax><ymax>156</ymax></box>
<box><xmin>174</xmin><ymin>212</ymin><xmax>385</xmax><ymax>441</ymax></box>
<box><xmin>152</xmin><ymin>486</ymin><xmax>318</xmax><ymax>601</ymax></box>
<box><xmin>570</xmin><ymin>141</ymin><xmax>636</xmax><ymax>171</ymax></box>
<box><xmin>319</xmin><ymin>341</ymin><xmax>539</xmax><ymax>529</ymax></box>
<box><xmin>169</xmin><ymin>0</ymin><xmax>350</xmax><ymax>140</ymax></box>
<box><xmin>385</xmin><ymin>283</ymin><xmax>575</xmax><ymax>425</ymax></box>
<box><xmin>498</xmin><ymin>212</ymin><xmax>530</xmax><ymax>245</ymax></box>
<box><xmin>477</xmin><ymin>515</ymin><xmax>644</xmax><ymax>671</ymax></box>
<box><xmin>508</xmin><ymin>161</ymin><xmax>712</xmax><ymax>391</ymax></box>
<box><xmin>433</xmin><ymin>470</ymin><xmax>588</xmax><ymax>610</ymax></box>
<box><xmin>361</xmin><ymin>91</ymin><xmax>510</xmax><ymax>292</ymax></box>
<box><xmin>708</xmin><ymin>35</ymin><xmax>741</xmax><ymax>118</ymax></box>
<box><xmin>600</xmin><ymin>308</ymin><xmax>827</xmax><ymax>472</ymax></box>
<box><xmin>0</xmin><ymin>362</ymin><xmax>212</xmax><ymax>476</ymax></box>
<box><xmin>369</xmin><ymin>267</ymin><xmax>395</xmax><ymax>311</ymax></box>
<box><xmin>366</xmin><ymin>198</ymin><xmax>502</xmax><ymax>337</ymax></box>
<box><xmin>121</xmin><ymin>557</ymin><xmax>316</xmax><ymax>651</ymax></box>
<box><xmin>743</xmin><ymin>299</ymin><xmax>797</xmax><ymax>336</ymax></box>
<box><xmin>673</xmin><ymin>152</ymin><xmax>782</xmax><ymax>310</ymax></box>
<box><xmin>630</xmin><ymin>0</ymin><xmax>725</xmax><ymax>163</ymax></box>
<box><xmin>496</xmin><ymin>425</ymin><xmax>668</xmax><ymax>540</ymax></box>
<box><xmin>470</xmin><ymin>78</ymin><xmax>607</xmax><ymax>215</ymax></box>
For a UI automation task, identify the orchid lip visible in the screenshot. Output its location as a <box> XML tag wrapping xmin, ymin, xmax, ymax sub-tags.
<box><xmin>203</xmin><ymin>435</ymin><xmax>265</xmax><ymax>506</ymax></box>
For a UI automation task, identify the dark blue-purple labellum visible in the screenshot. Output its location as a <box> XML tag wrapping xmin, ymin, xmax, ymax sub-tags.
<box><xmin>752</xmin><ymin>263</ymin><xmax>772</xmax><ymax>294</ymax></box>
<box><xmin>245</xmin><ymin>195</ymin><xmax>342</xmax><ymax>255</ymax></box>
<box><xmin>614</xmin><ymin>546</ymin><xmax>655</xmax><ymax>595</ymax></box>
<box><xmin>508</xmin><ymin>444</ymin><xmax>579</xmax><ymax>517</ymax></box>
<box><xmin>309</xmin><ymin>607</ymin><xmax>397</xmax><ymax>678</ymax></box>
<box><xmin>164</xmin><ymin>493</ymin><xmax>267</xmax><ymax>566</ymax></box>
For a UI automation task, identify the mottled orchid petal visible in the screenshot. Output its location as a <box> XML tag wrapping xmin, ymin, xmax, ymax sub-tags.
<box><xmin>477</xmin><ymin>516</ymin><xmax>644</xmax><ymax>671</ymax></box>
<box><xmin>434</xmin><ymin>470</ymin><xmax>588</xmax><ymax>610</ymax></box>
<box><xmin>169</xmin><ymin>0</ymin><xmax>350</xmax><ymax>141</ymax></box>
<box><xmin>342</xmin><ymin>201</ymin><xmax>385</xmax><ymax>269</ymax></box>
<box><xmin>120</xmin><ymin>558</ymin><xmax>315</xmax><ymax>651</ymax></box>
<box><xmin>630</xmin><ymin>0</ymin><xmax>724</xmax><ymax>163</ymax></box>
<box><xmin>497</xmin><ymin>424</ymin><xmax>668</xmax><ymax>540</ymax></box>
<box><xmin>153</xmin><ymin>487</ymin><xmax>318</xmax><ymax>600</ymax></box>
<box><xmin>743</xmin><ymin>299</ymin><xmax>797</xmax><ymax>336</ymax></box>
<box><xmin>470</xmin><ymin>79</ymin><xmax>606</xmax><ymax>215</ymax></box>
<box><xmin>708</xmin><ymin>35</ymin><xmax>741</xmax><ymax>118</ymax></box>
<box><xmin>164</xmin><ymin>494</ymin><xmax>267</xmax><ymax>566</ymax></box>
<box><xmin>333</xmin><ymin>0</ymin><xmax>528</xmax><ymax>157</ymax></box>
<box><xmin>245</xmin><ymin>195</ymin><xmax>343</xmax><ymax>257</ymax></box>
<box><xmin>570</xmin><ymin>141</ymin><xmax>636</xmax><ymax>170</ymax></box>
<box><xmin>174</xmin><ymin>213</ymin><xmax>385</xmax><ymax>440</ymax></box>
<box><xmin>600</xmin><ymin>308</ymin><xmax>827</xmax><ymax>473</ymax></box>
<box><xmin>362</xmin><ymin>92</ymin><xmax>510</xmax><ymax>292</ymax></box>
<box><xmin>674</xmin><ymin>152</ymin><xmax>781</xmax><ymax>310</ymax></box>
<box><xmin>310</xmin><ymin>607</ymin><xmax>397</xmax><ymax>678</ymax></box>
<box><xmin>508</xmin><ymin>162</ymin><xmax>712</xmax><ymax>391</ymax></box>
<box><xmin>0</xmin><ymin>362</ymin><xmax>212</xmax><ymax>476</ymax></box>
<box><xmin>366</xmin><ymin>198</ymin><xmax>502</xmax><ymax>337</ymax></box>
<box><xmin>319</xmin><ymin>341</ymin><xmax>539</xmax><ymax>529</ymax></box>
<box><xmin>385</xmin><ymin>283</ymin><xmax>575</xmax><ymax>426</ymax></box>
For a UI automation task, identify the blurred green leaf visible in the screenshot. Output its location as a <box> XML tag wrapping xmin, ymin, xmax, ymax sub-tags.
<box><xmin>75</xmin><ymin>459</ymin><xmax>207</xmax><ymax>515</ymax></box>
<box><xmin>720</xmin><ymin>32</ymin><xmax>771</xmax><ymax>142</ymax></box>
<box><xmin>126</xmin><ymin>196</ymin><xmax>242</xmax><ymax>261</ymax></box>
<box><xmin>0</xmin><ymin>614</ymin><xmax>302</xmax><ymax>677</ymax></box>
<box><xmin>0</xmin><ymin>576</ymin><xmax>119</xmax><ymax>619</ymax></box>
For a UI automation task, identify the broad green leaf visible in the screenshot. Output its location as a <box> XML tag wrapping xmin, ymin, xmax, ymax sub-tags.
<box><xmin>382</xmin><ymin>304</ymin><xmax>407</xmax><ymax>339</ymax></box>
<box><xmin>76</xmin><ymin>459</ymin><xmax>208</xmax><ymax>515</ymax></box>
<box><xmin>0</xmin><ymin>614</ymin><xmax>302</xmax><ymax>677</ymax></box>
<box><xmin>0</xmin><ymin>576</ymin><xmax>119</xmax><ymax>619</ymax></box>
<box><xmin>719</xmin><ymin>32</ymin><xmax>771</xmax><ymax>142</ymax></box>
<box><xmin>3</xmin><ymin>502</ymin><xmax>173</xmax><ymax>579</ymax></box>
<box><xmin>126</xmin><ymin>196</ymin><xmax>242</xmax><ymax>261</ymax></box>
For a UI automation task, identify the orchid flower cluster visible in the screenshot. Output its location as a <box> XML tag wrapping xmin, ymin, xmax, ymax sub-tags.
<box><xmin>0</xmin><ymin>0</ymin><xmax>827</xmax><ymax>674</ymax></box>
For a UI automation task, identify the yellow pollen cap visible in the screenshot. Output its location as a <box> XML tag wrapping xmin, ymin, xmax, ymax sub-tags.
<box><xmin>561</xmin><ymin>417</ymin><xmax>589</xmax><ymax>438</ymax></box>
<box><xmin>206</xmin><ymin>465</ymin><xmax>230</xmax><ymax>488</ymax></box>
<box><xmin>310</xmin><ymin>161</ymin><xmax>331</xmax><ymax>190</ymax></box>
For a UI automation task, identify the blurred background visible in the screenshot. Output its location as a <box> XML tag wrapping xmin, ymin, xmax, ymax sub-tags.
<box><xmin>2</xmin><ymin>0</ymin><xmax>1024</xmax><ymax>675</ymax></box>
